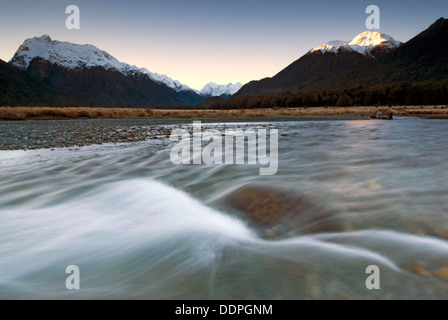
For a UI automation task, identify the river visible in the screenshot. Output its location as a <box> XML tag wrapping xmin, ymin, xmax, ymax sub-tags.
<box><xmin>0</xmin><ymin>117</ymin><xmax>447</xmax><ymax>299</ymax></box>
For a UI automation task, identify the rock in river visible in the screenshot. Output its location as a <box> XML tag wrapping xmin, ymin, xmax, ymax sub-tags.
<box><xmin>222</xmin><ymin>184</ymin><xmax>340</xmax><ymax>237</ymax></box>
<box><xmin>370</xmin><ymin>109</ymin><xmax>393</xmax><ymax>120</ymax></box>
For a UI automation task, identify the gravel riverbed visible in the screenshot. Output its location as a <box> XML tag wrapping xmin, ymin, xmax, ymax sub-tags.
<box><xmin>0</xmin><ymin>116</ymin><xmax>367</xmax><ymax>150</ymax></box>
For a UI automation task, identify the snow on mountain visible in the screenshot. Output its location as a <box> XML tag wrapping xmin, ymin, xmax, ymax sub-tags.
<box><xmin>309</xmin><ymin>31</ymin><xmax>402</xmax><ymax>57</ymax></box>
<box><xmin>199</xmin><ymin>82</ymin><xmax>243</xmax><ymax>97</ymax></box>
<box><xmin>349</xmin><ymin>32</ymin><xmax>402</xmax><ymax>55</ymax></box>
<box><xmin>9</xmin><ymin>35</ymin><xmax>195</xmax><ymax>93</ymax></box>
<box><xmin>139</xmin><ymin>68</ymin><xmax>193</xmax><ymax>92</ymax></box>
<box><xmin>310</xmin><ymin>40</ymin><xmax>351</xmax><ymax>54</ymax></box>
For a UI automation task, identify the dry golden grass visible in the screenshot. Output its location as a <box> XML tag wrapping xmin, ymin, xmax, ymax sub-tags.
<box><xmin>0</xmin><ymin>107</ymin><xmax>154</xmax><ymax>121</ymax></box>
<box><xmin>391</xmin><ymin>106</ymin><xmax>448</xmax><ymax>118</ymax></box>
<box><xmin>0</xmin><ymin>105</ymin><xmax>447</xmax><ymax>121</ymax></box>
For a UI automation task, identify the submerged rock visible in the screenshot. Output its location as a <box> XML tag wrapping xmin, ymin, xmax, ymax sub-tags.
<box><xmin>434</xmin><ymin>268</ymin><xmax>448</xmax><ymax>281</ymax></box>
<box><xmin>370</xmin><ymin>109</ymin><xmax>393</xmax><ymax>120</ymax></box>
<box><xmin>223</xmin><ymin>185</ymin><xmax>339</xmax><ymax>237</ymax></box>
<box><xmin>411</xmin><ymin>265</ymin><xmax>432</xmax><ymax>277</ymax></box>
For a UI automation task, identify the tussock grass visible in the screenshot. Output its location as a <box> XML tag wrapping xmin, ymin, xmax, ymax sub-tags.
<box><xmin>0</xmin><ymin>106</ymin><xmax>447</xmax><ymax>121</ymax></box>
<box><xmin>0</xmin><ymin>107</ymin><xmax>154</xmax><ymax>120</ymax></box>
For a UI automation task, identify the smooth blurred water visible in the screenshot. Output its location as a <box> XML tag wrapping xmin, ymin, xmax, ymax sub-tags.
<box><xmin>0</xmin><ymin>118</ymin><xmax>447</xmax><ymax>299</ymax></box>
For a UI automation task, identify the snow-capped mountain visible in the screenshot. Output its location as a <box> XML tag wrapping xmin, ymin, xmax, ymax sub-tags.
<box><xmin>9</xmin><ymin>35</ymin><xmax>194</xmax><ymax>93</ymax></box>
<box><xmin>236</xmin><ymin>31</ymin><xmax>403</xmax><ymax>97</ymax></box>
<box><xmin>309</xmin><ymin>31</ymin><xmax>402</xmax><ymax>57</ymax></box>
<box><xmin>199</xmin><ymin>82</ymin><xmax>242</xmax><ymax>97</ymax></box>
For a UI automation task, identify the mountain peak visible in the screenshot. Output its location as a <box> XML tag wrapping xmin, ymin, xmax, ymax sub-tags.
<box><xmin>433</xmin><ymin>17</ymin><xmax>447</xmax><ymax>26</ymax></box>
<box><xmin>310</xmin><ymin>40</ymin><xmax>350</xmax><ymax>54</ymax></box>
<box><xmin>348</xmin><ymin>31</ymin><xmax>402</xmax><ymax>55</ymax></box>
<box><xmin>10</xmin><ymin>35</ymin><xmax>123</xmax><ymax>70</ymax></box>
<box><xmin>199</xmin><ymin>82</ymin><xmax>242</xmax><ymax>97</ymax></box>
<box><xmin>309</xmin><ymin>31</ymin><xmax>401</xmax><ymax>57</ymax></box>
<box><xmin>423</xmin><ymin>17</ymin><xmax>448</xmax><ymax>34</ymax></box>
<box><xmin>32</xmin><ymin>34</ymin><xmax>53</xmax><ymax>44</ymax></box>
<box><xmin>349</xmin><ymin>31</ymin><xmax>392</xmax><ymax>46</ymax></box>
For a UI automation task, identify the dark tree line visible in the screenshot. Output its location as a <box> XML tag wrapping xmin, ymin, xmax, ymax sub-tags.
<box><xmin>210</xmin><ymin>82</ymin><xmax>448</xmax><ymax>110</ymax></box>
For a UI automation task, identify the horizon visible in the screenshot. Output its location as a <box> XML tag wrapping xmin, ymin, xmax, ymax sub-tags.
<box><xmin>0</xmin><ymin>0</ymin><xmax>447</xmax><ymax>90</ymax></box>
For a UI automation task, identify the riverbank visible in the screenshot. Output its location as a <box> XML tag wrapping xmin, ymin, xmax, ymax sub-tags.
<box><xmin>0</xmin><ymin>105</ymin><xmax>447</xmax><ymax>121</ymax></box>
<box><xmin>0</xmin><ymin>116</ymin><xmax>364</xmax><ymax>150</ymax></box>
<box><xmin>1</xmin><ymin>105</ymin><xmax>447</xmax><ymax>150</ymax></box>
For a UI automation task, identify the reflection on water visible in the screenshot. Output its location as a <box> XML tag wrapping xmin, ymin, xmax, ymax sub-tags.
<box><xmin>0</xmin><ymin>118</ymin><xmax>447</xmax><ymax>299</ymax></box>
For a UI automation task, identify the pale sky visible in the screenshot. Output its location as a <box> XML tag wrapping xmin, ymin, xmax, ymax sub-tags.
<box><xmin>0</xmin><ymin>0</ymin><xmax>446</xmax><ymax>90</ymax></box>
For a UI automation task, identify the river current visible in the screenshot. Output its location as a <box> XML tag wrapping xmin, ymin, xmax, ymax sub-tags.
<box><xmin>0</xmin><ymin>118</ymin><xmax>447</xmax><ymax>299</ymax></box>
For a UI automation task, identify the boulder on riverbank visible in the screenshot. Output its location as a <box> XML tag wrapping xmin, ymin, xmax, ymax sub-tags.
<box><xmin>370</xmin><ymin>109</ymin><xmax>393</xmax><ymax>120</ymax></box>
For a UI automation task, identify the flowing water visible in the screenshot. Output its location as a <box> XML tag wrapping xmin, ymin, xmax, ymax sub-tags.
<box><xmin>0</xmin><ymin>118</ymin><xmax>447</xmax><ymax>299</ymax></box>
